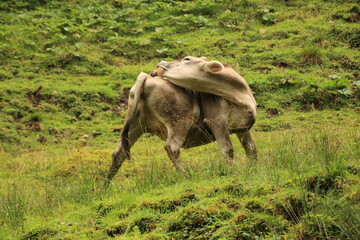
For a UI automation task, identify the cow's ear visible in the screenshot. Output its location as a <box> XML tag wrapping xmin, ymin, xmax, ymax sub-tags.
<box><xmin>204</xmin><ymin>61</ymin><xmax>224</xmax><ymax>73</ymax></box>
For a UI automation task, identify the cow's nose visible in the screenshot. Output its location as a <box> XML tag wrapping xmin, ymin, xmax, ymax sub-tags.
<box><xmin>150</xmin><ymin>70</ymin><xmax>157</xmax><ymax>77</ymax></box>
<box><xmin>157</xmin><ymin>61</ymin><xmax>169</xmax><ymax>70</ymax></box>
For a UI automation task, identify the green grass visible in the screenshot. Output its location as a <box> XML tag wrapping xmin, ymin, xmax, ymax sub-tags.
<box><xmin>0</xmin><ymin>109</ymin><xmax>359</xmax><ymax>239</ymax></box>
<box><xmin>0</xmin><ymin>0</ymin><xmax>359</xmax><ymax>239</ymax></box>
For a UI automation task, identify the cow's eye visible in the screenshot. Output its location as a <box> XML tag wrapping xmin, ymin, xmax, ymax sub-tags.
<box><xmin>182</xmin><ymin>57</ymin><xmax>191</xmax><ymax>61</ymax></box>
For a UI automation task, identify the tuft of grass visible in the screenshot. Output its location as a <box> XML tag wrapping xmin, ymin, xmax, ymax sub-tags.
<box><xmin>300</xmin><ymin>46</ymin><xmax>324</xmax><ymax>65</ymax></box>
<box><xmin>0</xmin><ymin>182</ymin><xmax>28</xmax><ymax>229</ymax></box>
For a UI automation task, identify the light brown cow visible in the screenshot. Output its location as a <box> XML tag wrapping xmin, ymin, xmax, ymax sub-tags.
<box><xmin>107</xmin><ymin>58</ymin><xmax>256</xmax><ymax>182</ymax></box>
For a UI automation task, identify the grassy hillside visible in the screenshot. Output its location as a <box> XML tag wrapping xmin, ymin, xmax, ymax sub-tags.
<box><xmin>0</xmin><ymin>0</ymin><xmax>359</xmax><ymax>239</ymax></box>
<box><xmin>1</xmin><ymin>0</ymin><xmax>359</xmax><ymax>146</ymax></box>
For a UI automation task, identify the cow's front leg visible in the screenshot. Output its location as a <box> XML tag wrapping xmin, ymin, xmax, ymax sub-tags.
<box><xmin>236</xmin><ymin>130</ymin><xmax>257</xmax><ymax>159</ymax></box>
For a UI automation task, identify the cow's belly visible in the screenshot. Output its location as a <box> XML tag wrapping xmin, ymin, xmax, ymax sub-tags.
<box><xmin>182</xmin><ymin>123</ymin><xmax>216</xmax><ymax>148</ymax></box>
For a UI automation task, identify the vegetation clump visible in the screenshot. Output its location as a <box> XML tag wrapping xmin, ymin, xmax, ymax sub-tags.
<box><xmin>166</xmin><ymin>205</ymin><xmax>233</xmax><ymax>238</ymax></box>
<box><xmin>300</xmin><ymin>46</ymin><xmax>323</xmax><ymax>65</ymax></box>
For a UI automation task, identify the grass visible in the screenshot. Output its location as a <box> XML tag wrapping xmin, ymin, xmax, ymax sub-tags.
<box><xmin>0</xmin><ymin>109</ymin><xmax>359</xmax><ymax>239</ymax></box>
<box><xmin>0</xmin><ymin>0</ymin><xmax>359</xmax><ymax>238</ymax></box>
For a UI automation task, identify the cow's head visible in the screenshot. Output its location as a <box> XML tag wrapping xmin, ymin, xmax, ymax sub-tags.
<box><xmin>151</xmin><ymin>56</ymin><xmax>224</xmax><ymax>80</ymax></box>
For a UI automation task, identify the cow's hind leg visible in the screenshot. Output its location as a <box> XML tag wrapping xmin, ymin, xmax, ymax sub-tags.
<box><xmin>107</xmin><ymin>124</ymin><xmax>143</xmax><ymax>183</ymax></box>
<box><xmin>236</xmin><ymin>130</ymin><xmax>257</xmax><ymax>159</ymax></box>
<box><xmin>164</xmin><ymin>128</ymin><xmax>190</xmax><ymax>177</ymax></box>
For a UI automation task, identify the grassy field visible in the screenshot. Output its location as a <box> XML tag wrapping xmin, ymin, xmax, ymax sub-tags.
<box><xmin>1</xmin><ymin>110</ymin><xmax>359</xmax><ymax>239</ymax></box>
<box><xmin>0</xmin><ymin>0</ymin><xmax>359</xmax><ymax>239</ymax></box>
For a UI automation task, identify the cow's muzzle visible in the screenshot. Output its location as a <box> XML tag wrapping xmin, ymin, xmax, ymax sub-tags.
<box><xmin>150</xmin><ymin>61</ymin><xmax>169</xmax><ymax>77</ymax></box>
<box><xmin>157</xmin><ymin>61</ymin><xmax>170</xmax><ymax>70</ymax></box>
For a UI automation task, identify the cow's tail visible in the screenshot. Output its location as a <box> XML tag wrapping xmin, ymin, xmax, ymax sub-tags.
<box><xmin>121</xmin><ymin>72</ymin><xmax>148</xmax><ymax>159</ymax></box>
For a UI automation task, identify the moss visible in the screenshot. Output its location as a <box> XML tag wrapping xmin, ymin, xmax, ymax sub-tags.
<box><xmin>27</xmin><ymin>112</ymin><xmax>42</xmax><ymax>123</ymax></box>
<box><xmin>253</xmin><ymin>184</ymin><xmax>277</xmax><ymax>197</ymax></box>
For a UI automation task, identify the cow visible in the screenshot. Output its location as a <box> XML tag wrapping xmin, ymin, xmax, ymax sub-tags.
<box><xmin>107</xmin><ymin>57</ymin><xmax>257</xmax><ymax>182</ymax></box>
